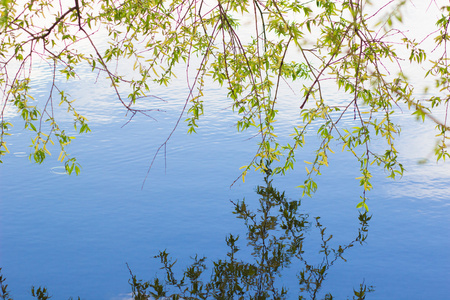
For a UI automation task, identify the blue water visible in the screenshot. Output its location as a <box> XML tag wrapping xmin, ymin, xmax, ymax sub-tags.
<box><xmin>1</xmin><ymin>63</ymin><xmax>450</xmax><ymax>300</ymax></box>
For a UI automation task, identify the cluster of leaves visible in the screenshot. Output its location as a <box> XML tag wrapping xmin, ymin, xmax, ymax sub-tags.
<box><xmin>0</xmin><ymin>268</ymin><xmax>11</xmax><ymax>300</ymax></box>
<box><xmin>1</xmin><ymin>267</ymin><xmax>80</xmax><ymax>300</ymax></box>
<box><xmin>1</xmin><ymin>0</ymin><xmax>450</xmax><ymax>208</ymax></box>
<box><xmin>126</xmin><ymin>166</ymin><xmax>373</xmax><ymax>299</ymax></box>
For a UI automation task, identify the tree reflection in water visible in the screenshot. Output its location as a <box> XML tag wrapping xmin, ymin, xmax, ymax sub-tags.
<box><xmin>0</xmin><ymin>165</ymin><xmax>374</xmax><ymax>300</ymax></box>
<box><xmin>128</xmin><ymin>166</ymin><xmax>374</xmax><ymax>300</ymax></box>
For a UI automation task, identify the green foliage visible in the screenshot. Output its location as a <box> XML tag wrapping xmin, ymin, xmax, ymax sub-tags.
<box><xmin>1</xmin><ymin>0</ymin><xmax>449</xmax><ymax>208</ymax></box>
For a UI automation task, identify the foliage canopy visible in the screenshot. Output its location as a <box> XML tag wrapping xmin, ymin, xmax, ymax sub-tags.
<box><xmin>1</xmin><ymin>0</ymin><xmax>450</xmax><ymax>209</ymax></box>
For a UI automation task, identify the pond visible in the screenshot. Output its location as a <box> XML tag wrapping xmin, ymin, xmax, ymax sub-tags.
<box><xmin>1</xmin><ymin>2</ymin><xmax>450</xmax><ymax>299</ymax></box>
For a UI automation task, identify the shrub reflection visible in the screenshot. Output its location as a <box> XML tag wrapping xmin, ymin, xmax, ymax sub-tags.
<box><xmin>129</xmin><ymin>167</ymin><xmax>374</xmax><ymax>300</ymax></box>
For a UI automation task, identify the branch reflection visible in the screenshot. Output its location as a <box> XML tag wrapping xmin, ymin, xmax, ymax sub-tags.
<box><xmin>129</xmin><ymin>166</ymin><xmax>374</xmax><ymax>299</ymax></box>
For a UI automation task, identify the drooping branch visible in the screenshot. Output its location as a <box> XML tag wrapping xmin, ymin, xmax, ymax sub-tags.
<box><xmin>35</xmin><ymin>6</ymin><xmax>77</xmax><ymax>40</ymax></box>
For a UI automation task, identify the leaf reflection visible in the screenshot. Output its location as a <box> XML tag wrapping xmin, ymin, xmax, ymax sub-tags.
<box><xmin>128</xmin><ymin>166</ymin><xmax>374</xmax><ymax>300</ymax></box>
